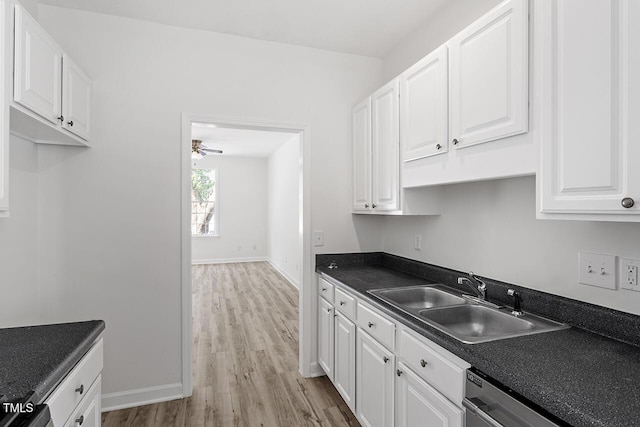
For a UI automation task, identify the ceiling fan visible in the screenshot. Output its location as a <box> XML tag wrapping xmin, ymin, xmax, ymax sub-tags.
<box><xmin>192</xmin><ymin>139</ymin><xmax>223</xmax><ymax>159</ymax></box>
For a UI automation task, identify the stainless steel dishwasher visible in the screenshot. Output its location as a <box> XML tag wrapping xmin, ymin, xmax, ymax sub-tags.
<box><xmin>464</xmin><ymin>369</ymin><xmax>568</xmax><ymax>427</ymax></box>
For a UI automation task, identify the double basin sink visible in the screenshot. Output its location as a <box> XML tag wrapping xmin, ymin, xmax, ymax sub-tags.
<box><xmin>368</xmin><ymin>285</ymin><xmax>568</xmax><ymax>344</ymax></box>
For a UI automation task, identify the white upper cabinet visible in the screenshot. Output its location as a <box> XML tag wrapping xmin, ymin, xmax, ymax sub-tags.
<box><xmin>537</xmin><ymin>0</ymin><xmax>640</xmax><ymax>221</ymax></box>
<box><xmin>371</xmin><ymin>79</ymin><xmax>400</xmax><ymax>212</ymax></box>
<box><xmin>14</xmin><ymin>4</ymin><xmax>63</xmax><ymax>125</ymax></box>
<box><xmin>62</xmin><ymin>55</ymin><xmax>92</xmax><ymax>140</ymax></box>
<box><xmin>11</xmin><ymin>4</ymin><xmax>91</xmax><ymax>146</ymax></box>
<box><xmin>400</xmin><ymin>45</ymin><xmax>448</xmax><ymax>162</ymax></box>
<box><xmin>0</xmin><ymin>0</ymin><xmax>8</xmax><ymax>217</ymax></box>
<box><xmin>352</xmin><ymin>98</ymin><xmax>372</xmax><ymax>212</ymax></box>
<box><xmin>448</xmin><ymin>0</ymin><xmax>528</xmax><ymax>149</ymax></box>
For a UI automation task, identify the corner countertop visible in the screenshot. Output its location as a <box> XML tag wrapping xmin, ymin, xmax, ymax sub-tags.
<box><xmin>317</xmin><ymin>264</ymin><xmax>640</xmax><ymax>427</ymax></box>
<box><xmin>0</xmin><ymin>320</ymin><xmax>105</xmax><ymax>403</ymax></box>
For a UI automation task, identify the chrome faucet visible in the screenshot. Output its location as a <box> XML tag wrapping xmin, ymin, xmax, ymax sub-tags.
<box><xmin>458</xmin><ymin>271</ymin><xmax>487</xmax><ymax>300</ymax></box>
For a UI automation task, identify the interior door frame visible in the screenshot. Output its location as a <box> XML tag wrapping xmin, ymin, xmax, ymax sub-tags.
<box><xmin>180</xmin><ymin>113</ymin><xmax>313</xmax><ymax>397</ymax></box>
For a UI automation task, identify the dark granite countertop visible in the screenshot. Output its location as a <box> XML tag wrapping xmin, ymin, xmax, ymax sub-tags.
<box><xmin>317</xmin><ymin>258</ymin><xmax>640</xmax><ymax>427</ymax></box>
<box><xmin>0</xmin><ymin>320</ymin><xmax>105</xmax><ymax>404</ymax></box>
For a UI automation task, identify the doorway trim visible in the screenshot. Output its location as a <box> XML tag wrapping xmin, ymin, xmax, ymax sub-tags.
<box><xmin>181</xmin><ymin>113</ymin><xmax>314</xmax><ymax>397</ymax></box>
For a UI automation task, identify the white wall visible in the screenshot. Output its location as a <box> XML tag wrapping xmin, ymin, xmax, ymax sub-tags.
<box><xmin>267</xmin><ymin>135</ymin><xmax>300</xmax><ymax>287</ymax></box>
<box><xmin>191</xmin><ymin>155</ymin><xmax>268</xmax><ymax>263</ymax></box>
<box><xmin>382</xmin><ymin>0</ymin><xmax>502</xmax><ymax>81</ymax></box>
<box><xmin>0</xmin><ymin>136</ymin><xmax>40</xmax><ymax>327</ymax></box>
<box><xmin>36</xmin><ymin>5</ymin><xmax>383</xmax><ymax>405</ymax></box>
<box><xmin>381</xmin><ymin>177</ymin><xmax>640</xmax><ymax>315</ymax></box>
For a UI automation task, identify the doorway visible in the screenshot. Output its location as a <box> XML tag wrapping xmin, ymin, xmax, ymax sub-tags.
<box><xmin>180</xmin><ymin>114</ymin><xmax>313</xmax><ymax>397</ymax></box>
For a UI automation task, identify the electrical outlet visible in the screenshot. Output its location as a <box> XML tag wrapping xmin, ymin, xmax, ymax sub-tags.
<box><xmin>414</xmin><ymin>234</ymin><xmax>422</xmax><ymax>251</ymax></box>
<box><xmin>620</xmin><ymin>258</ymin><xmax>640</xmax><ymax>292</ymax></box>
<box><xmin>578</xmin><ymin>252</ymin><xmax>616</xmax><ymax>290</ymax></box>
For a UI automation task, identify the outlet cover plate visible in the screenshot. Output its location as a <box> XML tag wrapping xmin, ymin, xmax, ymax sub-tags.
<box><xmin>313</xmin><ymin>230</ymin><xmax>324</xmax><ymax>247</ymax></box>
<box><xmin>620</xmin><ymin>258</ymin><xmax>640</xmax><ymax>292</ymax></box>
<box><xmin>578</xmin><ymin>252</ymin><xmax>617</xmax><ymax>290</ymax></box>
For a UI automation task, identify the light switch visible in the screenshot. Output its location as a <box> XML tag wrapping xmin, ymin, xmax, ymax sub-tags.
<box><xmin>313</xmin><ymin>231</ymin><xmax>324</xmax><ymax>247</ymax></box>
<box><xmin>578</xmin><ymin>252</ymin><xmax>616</xmax><ymax>290</ymax></box>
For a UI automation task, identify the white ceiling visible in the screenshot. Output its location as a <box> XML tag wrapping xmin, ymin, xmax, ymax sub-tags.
<box><xmin>191</xmin><ymin>123</ymin><xmax>297</xmax><ymax>158</ymax></box>
<box><xmin>37</xmin><ymin>0</ymin><xmax>450</xmax><ymax>57</ymax></box>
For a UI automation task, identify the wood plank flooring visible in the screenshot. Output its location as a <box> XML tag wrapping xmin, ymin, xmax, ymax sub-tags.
<box><xmin>102</xmin><ymin>262</ymin><xmax>360</xmax><ymax>427</ymax></box>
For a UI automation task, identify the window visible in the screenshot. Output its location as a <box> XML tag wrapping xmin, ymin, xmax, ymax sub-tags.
<box><xmin>191</xmin><ymin>168</ymin><xmax>217</xmax><ymax>236</ymax></box>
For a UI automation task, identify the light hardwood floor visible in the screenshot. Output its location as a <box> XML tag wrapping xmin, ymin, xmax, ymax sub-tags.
<box><xmin>102</xmin><ymin>262</ymin><xmax>360</xmax><ymax>427</ymax></box>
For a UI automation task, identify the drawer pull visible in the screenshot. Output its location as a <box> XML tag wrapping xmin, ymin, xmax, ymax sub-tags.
<box><xmin>396</xmin><ymin>369</ymin><xmax>403</xmax><ymax>377</ymax></box>
<box><xmin>75</xmin><ymin>384</ymin><xmax>84</xmax><ymax>395</ymax></box>
<box><xmin>322</xmin><ymin>288</ymin><xmax>327</xmax><ymax>292</ymax></box>
<box><xmin>76</xmin><ymin>415</ymin><xmax>84</xmax><ymax>425</ymax></box>
<box><xmin>420</xmin><ymin>359</ymin><xmax>428</xmax><ymax>368</ymax></box>
<box><xmin>339</xmin><ymin>301</ymin><xmax>345</xmax><ymax>306</ymax></box>
<box><xmin>326</xmin><ymin>308</ymin><xmax>332</xmax><ymax>313</ymax></box>
<box><xmin>383</xmin><ymin>356</ymin><xmax>389</xmax><ymax>363</ymax></box>
<box><xmin>368</xmin><ymin>322</ymin><xmax>374</xmax><ymax>328</ymax></box>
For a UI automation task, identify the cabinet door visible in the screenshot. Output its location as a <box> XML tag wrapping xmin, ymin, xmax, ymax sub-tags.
<box><xmin>62</xmin><ymin>55</ymin><xmax>91</xmax><ymax>140</ymax></box>
<box><xmin>396</xmin><ymin>363</ymin><xmax>463</xmax><ymax>427</ymax></box>
<box><xmin>538</xmin><ymin>0</ymin><xmax>640</xmax><ymax>218</ymax></box>
<box><xmin>352</xmin><ymin>97</ymin><xmax>372</xmax><ymax>212</ymax></box>
<box><xmin>371</xmin><ymin>79</ymin><xmax>400</xmax><ymax>212</ymax></box>
<box><xmin>400</xmin><ymin>45</ymin><xmax>448</xmax><ymax>162</ymax></box>
<box><xmin>356</xmin><ymin>330</ymin><xmax>394</xmax><ymax>427</ymax></box>
<box><xmin>14</xmin><ymin>5</ymin><xmax>63</xmax><ymax>124</ymax></box>
<box><xmin>0</xmin><ymin>0</ymin><xmax>8</xmax><ymax>216</ymax></box>
<box><xmin>318</xmin><ymin>298</ymin><xmax>334</xmax><ymax>381</ymax></box>
<box><xmin>449</xmin><ymin>0</ymin><xmax>528</xmax><ymax>149</ymax></box>
<box><xmin>334</xmin><ymin>312</ymin><xmax>356</xmax><ymax>412</ymax></box>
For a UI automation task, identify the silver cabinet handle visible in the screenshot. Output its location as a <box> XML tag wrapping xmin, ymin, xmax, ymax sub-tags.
<box><xmin>420</xmin><ymin>359</ymin><xmax>428</xmax><ymax>367</ymax></box>
<box><xmin>462</xmin><ymin>398</ymin><xmax>502</xmax><ymax>427</ymax></box>
<box><xmin>436</xmin><ymin>143</ymin><xmax>442</xmax><ymax>150</ymax></box>
<box><xmin>452</xmin><ymin>138</ymin><xmax>459</xmax><ymax>145</ymax></box>
<box><xmin>364</xmin><ymin>203</ymin><xmax>369</xmax><ymax>208</ymax></box>
<box><xmin>75</xmin><ymin>384</ymin><xmax>84</xmax><ymax>394</ymax></box>
<box><xmin>67</xmin><ymin>120</ymin><xmax>74</xmax><ymax>126</ymax></box>
<box><xmin>622</xmin><ymin>197</ymin><xmax>635</xmax><ymax>208</ymax></box>
<box><xmin>57</xmin><ymin>115</ymin><xmax>64</xmax><ymax>122</ymax></box>
<box><xmin>339</xmin><ymin>301</ymin><xmax>345</xmax><ymax>306</ymax></box>
<box><xmin>383</xmin><ymin>356</ymin><xmax>389</xmax><ymax>363</ymax></box>
<box><xmin>372</xmin><ymin>204</ymin><xmax>377</xmax><ymax>208</ymax></box>
<box><xmin>322</xmin><ymin>287</ymin><xmax>327</xmax><ymax>292</ymax></box>
<box><xmin>396</xmin><ymin>369</ymin><xmax>403</xmax><ymax>377</ymax></box>
<box><xmin>75</xmin><ymin>415</ymin><xmax>84</xmax><ymax>426</ymax></box>
<box><xmin>368</xmin><ymin>322</ymin><xmax>374</xmax><ymax>328</ymax></box>
<box><xmin>326</xmin><ymin>308</ymin><xmax>331</xmax><ymax>313</ymax></box>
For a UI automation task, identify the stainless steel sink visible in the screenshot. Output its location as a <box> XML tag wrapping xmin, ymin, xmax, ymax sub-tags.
<box><xmin>367</xmin><ymin>284</ymin><xmax>569</xmax><ymax>344</ymax></box>
<box><xmin>369</xmin><ymin>285</ymin><xmax>467</xmax><ymax>309</ymax></box>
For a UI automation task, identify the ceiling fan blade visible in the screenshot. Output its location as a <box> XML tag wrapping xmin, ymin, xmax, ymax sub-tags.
<box><xmin>200</xmin><ymin>148</ymin><xmax>223</xmax><ymax>154</ymax></box>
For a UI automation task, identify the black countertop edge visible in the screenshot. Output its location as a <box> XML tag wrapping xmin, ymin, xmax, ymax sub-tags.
<box><xmin>316</xmin><ymin>252</ymin><xmax>640</xmax><ymax>347</ymax></box>
<box><xmin>0</xmin><ymin>320</ymin><xmax>105</xmax><ymax>403</ymax></box>
<box><xmin>315</xmin><ymin>259</ymin><xmax>640</xmax><ymax>427</ymax></box>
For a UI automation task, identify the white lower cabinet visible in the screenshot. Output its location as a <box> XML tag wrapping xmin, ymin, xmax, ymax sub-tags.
<box><xmin>64</xmin><ymin>376</ymin><xmax>101</xmax><ymax>427</ymax></box>
<box><xmin>318</xmin><ymin>297</ymin><xmax>334</xmax><ymax>381</ymax></box>
<box><xmin>317</xmin><ymin>276</ymin><xmax>469</xmax><ymax>427</ymax></box>
<box><xmin>356</xmin><ymin>330</ymin><xmax>394</xmax><ymax>427</ymax></box>
<box><xmin>396</xmin><ymin>362</ymin><xmax>463</xmax><ymax>427</ymax></box>
<box><xmin>334</xmin><ymin>312</ymin><xmax>356</xmax><ymax>411</ymax></box>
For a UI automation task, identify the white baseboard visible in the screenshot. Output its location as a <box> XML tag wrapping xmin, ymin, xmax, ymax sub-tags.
<box><xmin>267</xmin><ymin>259</ymin><xmax>299</xmax><ymax>289</ymax></box>
<box><xmin>101</xmin><ymin>383</ymin><xmax>183</xmax><ymax>412</ymax></box>
<box><xmin>192</xmin><ymin>256</ymin><xmax>267</xmax><ymax>265</ymax></box>
<box><xmin>302</xmin><ymin>361</ymin><xmax>325</xmax><ymax>378</ymax></box>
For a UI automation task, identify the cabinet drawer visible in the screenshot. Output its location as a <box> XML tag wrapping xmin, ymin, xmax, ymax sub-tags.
<box><xmin>318</xmin><ymin>277</ymin><xmax>334</xmax><ymax>304</ymax></box>
<box><xmin>46</xmin><ymin>339</ymin><xmax>103</xmax><ymax>426</ymax></box>
<box><xmin>357</xmin><ymin>302</ymin><xmax>395</xmax><ymax>350</ymax></box>
<box><xmin>65</xmin><ymin>375</ymin><xmax>101</xmax><ymax>427</ymax></box>
<box><xmin>397</xmin><ymin>329</ymin><xmax>467</xmax><ymax>405</ymax></box>
<box><xmin>334</xmin><ymin>287</ymin><xmax>356</xmax><ymax>320</ymax></box>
